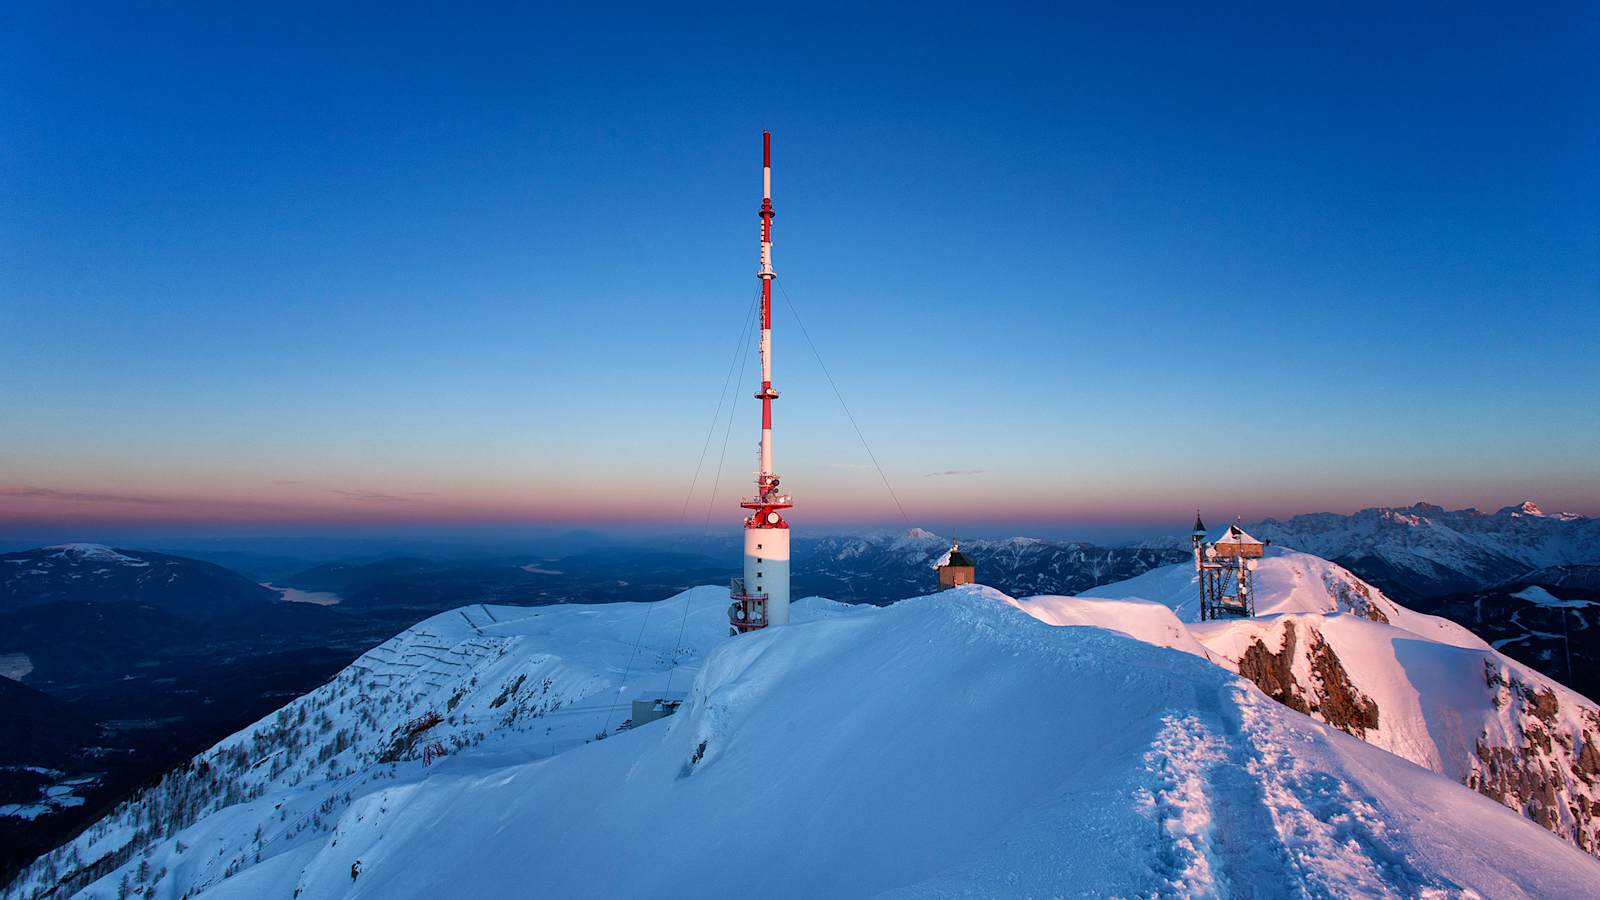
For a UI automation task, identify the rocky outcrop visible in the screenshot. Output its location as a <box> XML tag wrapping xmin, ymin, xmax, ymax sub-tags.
<box><xmin>1234</xmin><ymin>620</ymin><xmax>1379</xmax><ymax>739</ymax></box>
<box><xmin>1222</xmin><ymin>616</ymin><xmax>1600</xmax><ymax>857</ymax></box>
<box><xmin>1468</xmin><ymin>664</ymin><xmax>1600</xmax><ymax>855</ymax></box>
<box><xmin>1306</xmin><ymin>630</ymin><xmax>1380</xmax><ymax>738</ymax></box>
<box><xmin>1320</xmin><ymin>571</ymin><xmax>1390</xmax><ymax>624</ymax></box>
<box><xmin>1237</xmin><ymin>622</ymin><xmax>1309</xmax><ymax>715</ymax></box>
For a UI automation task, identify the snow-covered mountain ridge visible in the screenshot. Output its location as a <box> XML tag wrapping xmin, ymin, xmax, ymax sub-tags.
<box><xmin>1248</xmin><ymin>501</ymin><xmax>1600</xmax><ymax>598</ymax></box>
<box><xmin>0</xmin><ymin>545</ymin><xmax>277</xmax><ymax>618</ymax></box>
<box><xmin>1081</xmin><ymin>549</ymin><xmax>1600</xmax><ymax>858</ymax></box>
<box><xmin>9</xmin><ymin>555</ymin><xmax>1600</xmax><ymax>898</ymax></box>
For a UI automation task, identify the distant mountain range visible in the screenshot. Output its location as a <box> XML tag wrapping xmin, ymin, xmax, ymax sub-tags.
<box><xmin>792</xmin><ymin>529</ymin><xmax>1185</xmax><ymax>603</ymax></box>
<box><xmin>1247</xmin><ymin>501</ymin><xmax>1600</xmax><ymax>600</ymax></box>
<box><xmin>0</xmin><ymin>544</ymin><xmax>278</xmax><ymax>618</ymax></box>
<box><xmin>284</xmin><ymin>550</ymin><xmax>733</xmax><ymax>608</ymax></box>
<box><xmin>269</xmin><ymin>532</ymin><xmax>1187</xmax><ymax>611</ymax></box>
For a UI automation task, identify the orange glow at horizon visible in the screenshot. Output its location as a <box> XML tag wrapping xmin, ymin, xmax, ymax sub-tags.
<box><xmin>5</xmin><ymin>474</ymin><xmax>1594</xmax><ymax>532</ymax></box>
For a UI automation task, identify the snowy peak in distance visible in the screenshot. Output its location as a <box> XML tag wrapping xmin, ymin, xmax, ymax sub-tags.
<box><xmin>1248</xmin><ymin>500</ymin><xmax>1600</xmax><ymax>599</ymax></box>
<box><xmin>0</xmin><ymin>544</ymin><xmax>280</xmax><ymax>618</ymax></box>
<box><xmin>41</xmin><ymin>543</ymin><xmax>147</xmax><ymax>565</ymax></box>
<box><xmin>1496</xmin><ymin>499</ymin><xmax>1584</xmax><ymax>521</ymax></box>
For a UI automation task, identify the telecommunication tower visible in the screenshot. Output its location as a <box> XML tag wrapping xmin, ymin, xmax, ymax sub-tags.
<box><xmin>729</xmin><ymin>132</ymin><xmax>793</xmax><ymax>635</ymax></box>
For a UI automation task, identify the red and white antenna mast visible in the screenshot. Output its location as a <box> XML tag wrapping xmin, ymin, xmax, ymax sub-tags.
<box><xmin>729</xmin><ymin>131</ymin><xmax>793</xmax><ymax>634</ymax></box>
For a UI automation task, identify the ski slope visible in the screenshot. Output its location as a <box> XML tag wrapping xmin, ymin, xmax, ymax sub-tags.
<box><xmin>184</xmin><ymin>595</ymin><xmax>1600</xmax><ymax>898</ymax></box>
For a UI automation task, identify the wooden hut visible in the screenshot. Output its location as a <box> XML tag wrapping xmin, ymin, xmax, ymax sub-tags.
<box><xmin>936</xmin><ymin>537</ymin><xmax>976</xmax><ymax>588</ymax></box>
<box><xmin>1209</xmin><ymin>524</ymin><xmax>1266</xmax><ymax>560</ymax></box>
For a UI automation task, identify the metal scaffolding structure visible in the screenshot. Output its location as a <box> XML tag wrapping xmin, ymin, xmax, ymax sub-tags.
<box><xmin>1192</xmin><ymin>515</ymin><xmax>1268</xmax><ymax>621</ymax></box>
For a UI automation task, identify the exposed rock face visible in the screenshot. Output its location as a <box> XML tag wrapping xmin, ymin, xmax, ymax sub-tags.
<box><xmin>1467</xmin><ymin>664</ymin><xmax>1600</xmax><ymax>855</ymax></box>
<box><xmin>1306</xmin><ymin>630</ymin><xmax>1380</xmax><ymax>738</ymax></box>
<box><xmin>1321</xmin><ymin>572</ymin><xmax>1390</xmax><ymax>624</ymax></box>
<box><xmin>1579</xmin><ymin>730</ymin><xmax>1600</xmax><ymax>782</ymax></box>
<box><xmin>1234</xmin><ymin>621</ymin><xmax>1379</xmax><ymax>739</ymax></box>
<box><xmin>1221</xmin><ymin>617</ymin><xmax>1600</xmax><ymax>857</ymax></box>
<box><xmin>1237</xmin><ymin>621</ymin><xmax>1309</xmax><ymax>715</ymax></box>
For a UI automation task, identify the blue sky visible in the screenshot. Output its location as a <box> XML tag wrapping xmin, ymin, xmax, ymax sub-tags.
<box><xmin>1</xmin><ymin>2</ymin><xmax>1596</xmax><ymax>540</ymax></box>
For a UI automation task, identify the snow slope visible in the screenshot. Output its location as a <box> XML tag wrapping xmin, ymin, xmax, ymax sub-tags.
<box><xmin>999</xmin><ymin>591</ymin><xmax>1217</xmax><ymax>661</ymax></box>
<box><xmin>1087</xmin><ymin>547</ymin><xmax>1488</xmax><ymax>650</ymax></box>
<box><xmin>4</xmin><ymin>588</ymin><xmax>847</xmax><ymax>897</ymax></box>
<box><xmin>12</xmin><ymin>578</ymin><xmax>1600</xmax><ymax>898</ymax></box>
<box><xmin>1513</xmin><ymin>585</ymin><xmax>1594</xmax><ymax>609</ymax></box>
<box><xmin>1187</xmin><ymin>612</ymin><xmax>1600</xmax><ymax>832</ymax></box>
<box><xmin>1081</xmin><ymin>551</ymin><xmax>1600</xmax><ymax>857</ymax></box>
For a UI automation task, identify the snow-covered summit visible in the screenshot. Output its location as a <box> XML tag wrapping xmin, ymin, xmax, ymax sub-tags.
<box><xmin>885</xmin><ymin>527</ymin><xmax>945</xmax><ymax>555</ymax></box>
<box><xmin>12</xmin><ymin>553</ymin><xmax>1600</xmax><ymax>898</ymax></box>
<box><xmin>1078</xmin><ymin>550</ymin><xmax>1600</xmax><ymax>858</ymax></box>
<box><xmin>1085</xmin><ymin>547</ymin><xmax>1481</xmax><ymax>644</ymax></box>
<box><xmin>1495</xmin><ymin>499</ymin><xmax>1584</xmax><ymax>521</ymax></box>
<box><xmin>2</xmin><ymin>544</ymin><xmax>277</xmax><ymax>618</ymax></box>
<box><xmin>42</xmin><ymin>544</ymin><xmax>146</xmax><ymax>565</ymax></box>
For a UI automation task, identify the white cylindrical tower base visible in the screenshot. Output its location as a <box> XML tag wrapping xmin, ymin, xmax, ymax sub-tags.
<box><xmin>744</xmin><ymin>527</ymin><xmax>790</xmax><ymax>627</ymax></box>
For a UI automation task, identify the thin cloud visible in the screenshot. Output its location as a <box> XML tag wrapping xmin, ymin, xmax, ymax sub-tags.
<box><xmin>0</xmin><ymin>485</ymin><xmax>173</xmax><ymax>506</ymax></box>
<box><xmin>922</xmin><ymin>469</ymin><xmax>986</xmax><ymax>478</ymax></box>
<box><xmin>270</xmin><ymin>479</ymin><xmax>303</xmax><ymax>486</ymax></box>
<box><xmin>329</xmin><ymin>489</ymin><xmax>428</xmax><ymax>504</ymax></box>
